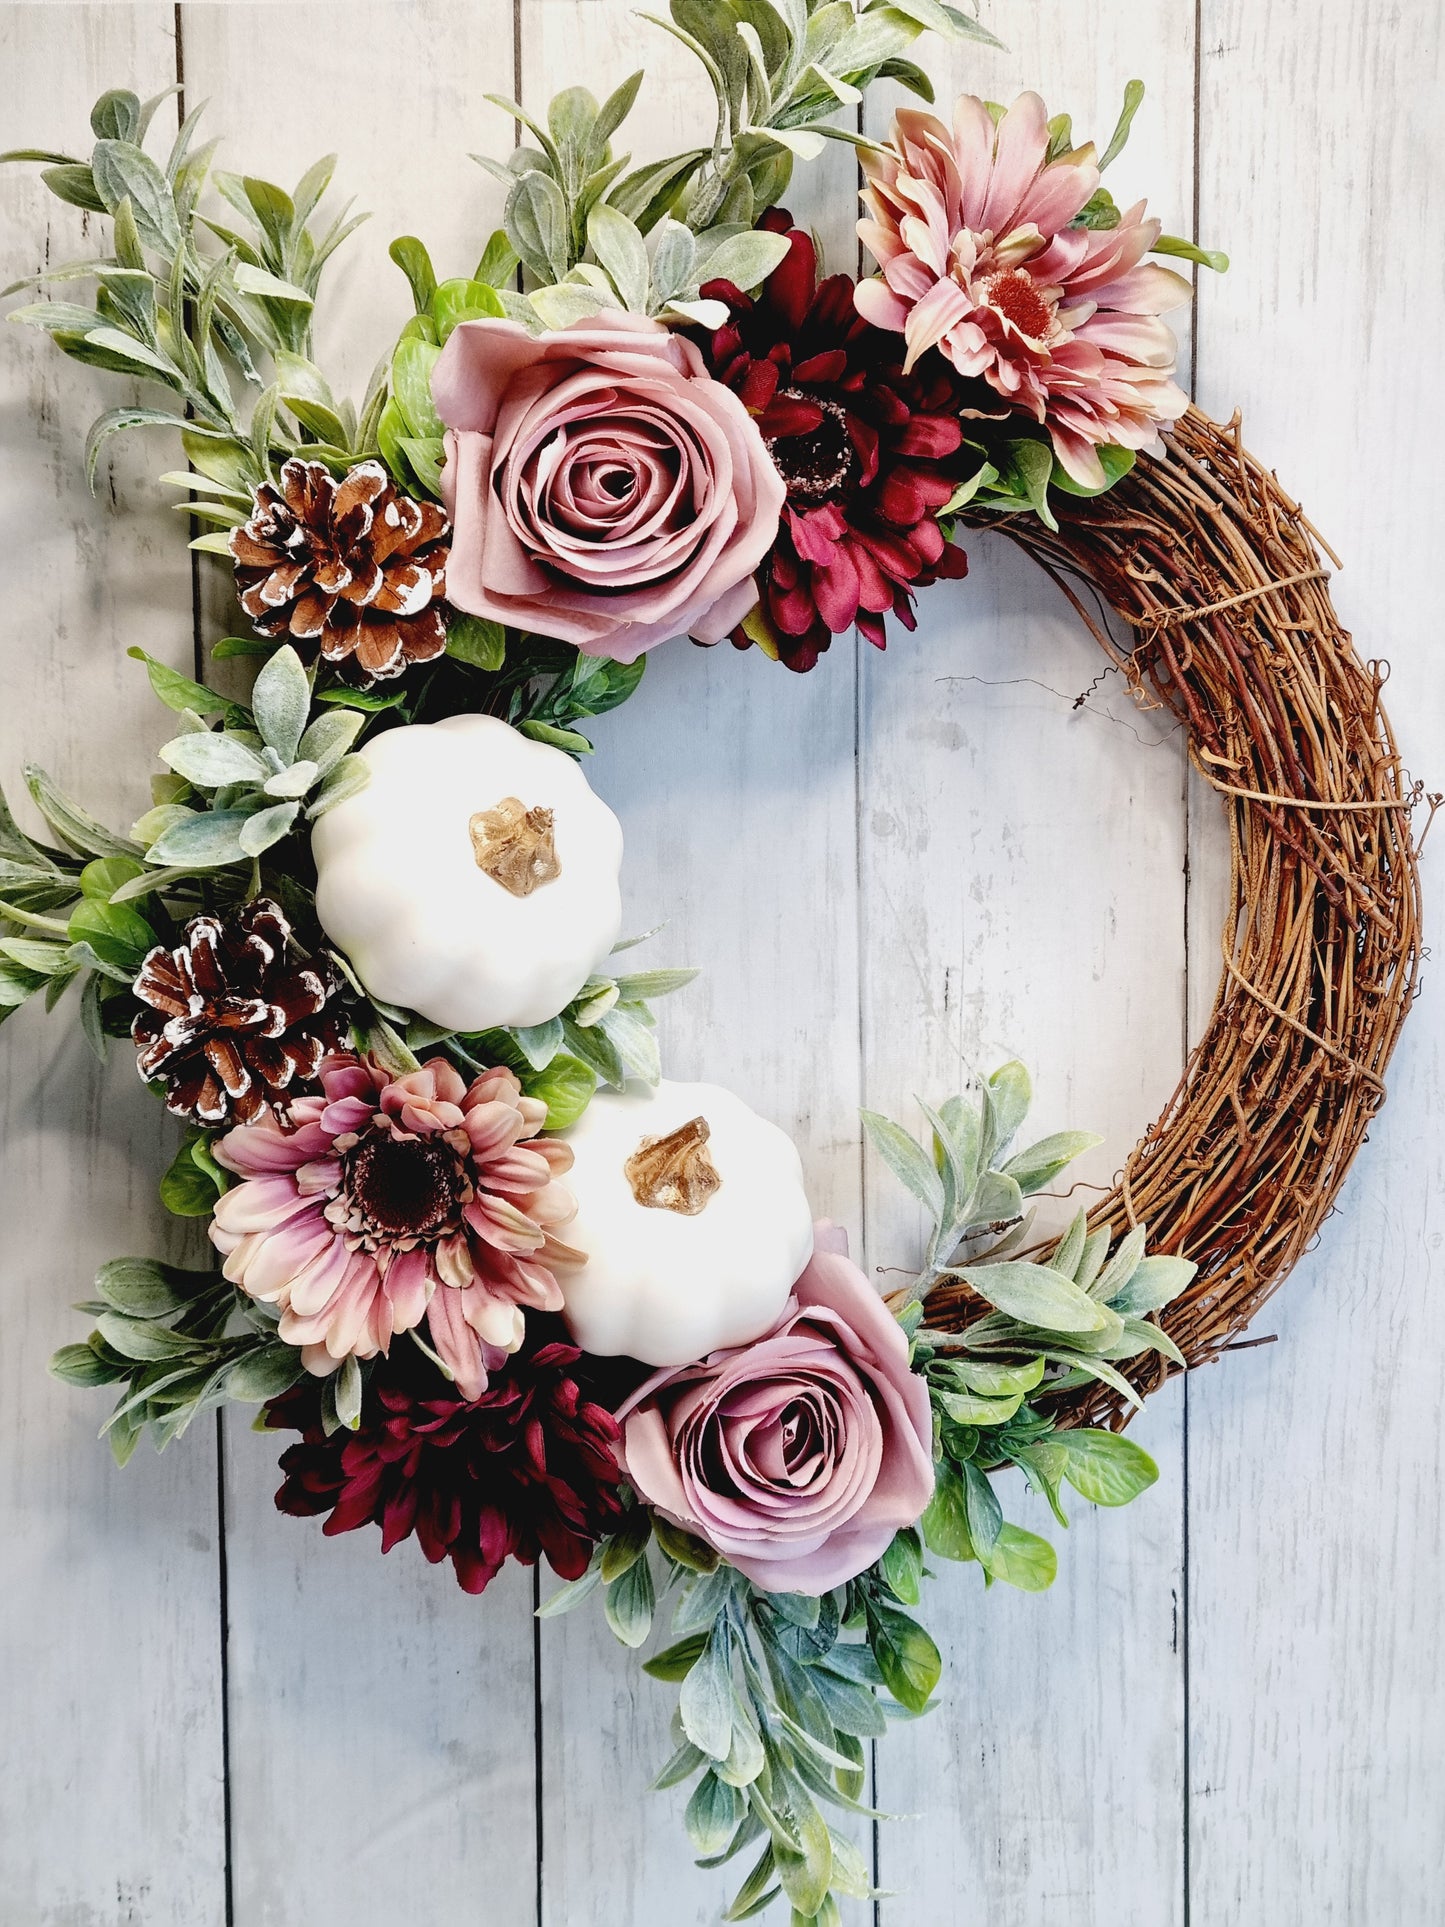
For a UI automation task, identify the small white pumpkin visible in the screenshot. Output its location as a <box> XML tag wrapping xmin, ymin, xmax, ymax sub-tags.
<box><xmin>559</xmin><ymin>1079</ymin><xmax>815</xmax><ymax>1366</ymax></box>
<box><xmin>311</xmin><ymin>712</ymin><xmax>623</xmax><ymax>1032</ymax></box>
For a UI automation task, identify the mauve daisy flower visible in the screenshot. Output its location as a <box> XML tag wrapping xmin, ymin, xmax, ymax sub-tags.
<box><xmin>695</xmin><ymin>210</ymin><xmax>972</xmax><ymax>671</ymax></box>
<box><xmin>857</xmin><ymin>91</ymin><xmax>1191</xmax><ymax>487</ymax></box>
<box><xmin>209</xmin><ymin>1053</ymin><xmax>579</xmax><ymax>1397</ymax></box>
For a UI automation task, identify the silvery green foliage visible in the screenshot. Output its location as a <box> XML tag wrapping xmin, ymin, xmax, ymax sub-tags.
<box><xmin>1</xmin><ymin>87</ymin><xmax>381</xmax><ymax>506</ymax></box>
<box><xmin>862</xmin><ymin>1058</ymin><xmax>1104</xmax><ymax>1295</ymax></box>
<box><xmin>48</xmin><ymin>1254</ymin><xmax>303</xmax><ymax>1466</ymax></box>
<box><xmin>544</xmin><ymin>1511</ymin><xmax>943</xmax><ymax>1924</ymax></box>
<box><xmin>139</xmin><ymin>646</ymin><xmax>370</xmax><ymax>872</ymax></box>
<box><xmin>863</xmin><ymin>1061</ymin><xmax>1197</xmax><ymax>1409</ymax></box>
<box><xmin>477</xmin><ymin>0</ymin><xmax>1000</xmax><ymax>313</ymax></box>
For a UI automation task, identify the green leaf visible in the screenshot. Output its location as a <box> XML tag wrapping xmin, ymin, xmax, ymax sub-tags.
<box><xmin>920</xmin><ymin>1460</ymin><xmax>973</xmax><ymax>1562</ymax></box>
<box><xmin>94</xmin><ymin>1255</ymin><xmax>195</xmax><ymax>1317</ymax></box>
<box><xmin>954</xmin><ymin>1354</ymin><xmax>1044</xmax><ymax>1397</ymax></box>
<box><xmin>305</xmin><ymin>758</ymin><xmax>370</xmax><ymax>820</ymax></box>
<box><xmin>686</xmin><ymin>1771</ymin><xmax>743</xmax><ymax>1858</ymax></box>
<box><xmin>866</xmin><ymin>1599</ymin><xmax>940</xmax><ymax>1713</ymax></box>
<box><xmin>250</xmin><ymin>643</ymin><xmax>311</xmax><ymax>762</ymax></box>
<box><xmin>1108</xmin><ymin>1254</ymin><xmax>1196</xmax><ymax>1316</ymax></box>
<box><xmin>90</xmin><ymin>139</ymin><xmax>180</xmax><ymax>252</ymax></box>
<box><xmin>519</xmin><ymin>720</ymin><xmax>592</xmax><ymax>755</ymax></box>
<box><xmin>692</xmin><ymin>227</ymin><xmax>792</xmax><ymax>294</ymax></box>
<box><xmin>24</xmin><ymin>766</ymin><xmax>139</xmax><ymax>861</ymax></box>
<box><xmin>962</xmin><ymin>1459</ymin><xmax>1003</xmax><ymax>1563</ymax></box>
<box><xmin>145</xmin><ymin>810</ymin><xmax>250</xmax><ymax>870</ymax></box>
<box><xmin>643</xmin><ymin>1632</ymin><xmax>709</xmax><ymax>1681</ymax></box>
<box><xmin>587</xmin><ymin>203</ymin><xmax>651</xmax><ymax>312</ymax></box>
<box><xmin>66</xmin><ymin>898</ymin><xmax>154</xmax><ymax>974</ymax></box>
<box><xmin>1051</xmin><ymin>441</ymin><xmax>1136</xmax><ymax>498</ymax></box>
<box><xmin>937</xmin><ymin>1384</ymin><xmax>1023</xmax><ymax>1426</ymax></box>
<box><xmin>430</xmin><ymin>277</ymin><xmax>506</xmax><ymax>340</ymax></box>
<box><xmin>1003</xmin><ymin>1129</ymin><xmax>1103</xmax><ymax>1194</ymax></box>
<box><xmin>1060</xmin><ymin>1429</ymin><xmax>1160</xmax><ymax>1507</ymax></box>
<box><xmin>955</xmin><ymin>1259</ymin><xmax>1112</xmax><ymax>1334</ymax></box>
<box><xmin>159</xmin><ymin>1134</ymin><xmax>226</xmax><ymax>1216</ymax></box>
<box><xmin>860</xmin><ymin>1109</ymin><xmax>944</xmax><ymax>1219</ymax></box>
<box><xmin>604</xmin><ymin>1550</ymin><xmax>655</xmax><ymax>1647</ymax></box>
<box><xmin>159</xmin><ymin>730</ymin><xmax>269</xmax><ymax>789</ymax></box>
<box><xmin>652</xmin><ymin>1513</ymin><xmax>719</xmax><ymax>1574</ymax></box>
<box><xmin>1153</xmin><ymin>233</ymin><xmax>1230</xmax><ymax>274</ymax></box>
<box><xmin>297</xmin><ymin>708</ymin><xmax>365</xmax><ymax>779</ymax></box>
<box><xmin>445</xmin><ymin>612</ymin><xmax>507</xmax><ymax>672</ymax></box>
<box><xmin>93</xmin><ymin>1311</ymin><xmax>193</xmax><ymax>1362</ymax></box>
<box><xmin>239</xmin><ymin>800</ymin><xmax>301</xmax><ymax>856</ymax></box>
<box><xmin>226</xmin><ymin>1344</ymin><xmax>304</xmax><ymax>1402</ymax></box>
<box><xmin>1098</xmin><ymin>77</ymin><xmax>1146</xmax><ymax>170</ymax></box>
<box><xmin>39</xmin><ymin>164</ymin><xmax>107</xmax><ymax>214</ymax></box>
<box><xmin>679</xmin><ymin>1621</ymin><xmax>734</xmax><ymax>1759</ymax></box>
<box><xmin>984</xmin><ymin>1059</ymin><xmax>1031</xmax><ymax>1153</ymax></box>
<box><xmin>332</xmin><ymin>1352</ymin><xmax>363</xmax><ymax>1431</ymax></box>
<box><xmin>522</xmin><ymin>1051</ymin><xmax>596</xmax><ymax>1132</ymax></box>
<box><xmin>880</xmin><ymin>1526</ymin><xmax>923</xmax><ymax>1605</ymax></box>
<box><xmin>474</xmin><ymin>229</ymin><xmax>520</xmax><ymax>288</ymax></box>
<box><xmin>391</xmin><ymin>335</ymin><xmax>444</xmax><ymax>439</ymax></box>
<box><xmin>535</xmin><ymin>1564</ymin><xmax>604</xmax><ymax>1617</ymax></box>
<box><xmin>388</xmin><ymin>233</ymin><xmax>437</xmax><ymax>314</ymax></box>
<box><xmin>506</xmin><ymin>169</ymin><xmax>570</xmax><ymax>284</ymax></box>
<box><xmin>50</xmin><ymin>1340</ymin><xmax>128</xmax><ymax>1388</ymax></box>
<box><xmin>985</xmin><ymin>1521</ymin><xmax>1057</xmax><ymax>1592</ymax></box>
<box><xmin>600</xmin><ymin>1505</ymin><xmax>652</xmax><ymax>1580</ymax></box>
<box><xmin>607</xmin><ymin>150</ymin><xmax>709</xmax><ymax>233</ymax></box>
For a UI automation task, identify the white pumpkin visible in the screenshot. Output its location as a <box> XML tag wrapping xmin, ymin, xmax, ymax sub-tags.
<box><xmin>559</xmin><ymin>1079</ymin><xmax>815</xmax><ymax>1366</ymax></box>
<box><xmin>311</xmin><ymin>713</ymin><xmax>623</xmax><ymax>1032</ymax></box>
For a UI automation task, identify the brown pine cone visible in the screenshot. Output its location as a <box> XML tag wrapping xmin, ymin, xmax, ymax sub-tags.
<box><xmin>229</xmin><ymin>458</ymin><xmax>450</xmax><ymax>682</ymax></box>
<box><xmin>132</xmin><ymin>899</ymin><xmax>345</xmax><ymax>1127</ymax></box>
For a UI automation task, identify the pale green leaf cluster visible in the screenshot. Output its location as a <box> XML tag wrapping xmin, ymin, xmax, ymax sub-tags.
<box><xmin>545</xmin><ymin>1509</ymin><xmax>945</xmax><ymax>1923</ymax></box>
<box><xmin>48</xmin><ymin>1254</ymin><xmax>303</xmax><ymax>1464</ymax></box>
<box><xmin>2</xmin><ymin>86</ymin><xmax>380</xmax><ymax>499</ymax></box>
<box><xmin>137</xmin><ymin>645</ymin><xmax>370</xmax><ymax>874</ymax></box>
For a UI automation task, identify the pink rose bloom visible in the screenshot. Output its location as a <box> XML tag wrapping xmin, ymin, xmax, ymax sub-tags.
<box><xmin>210</xmin><ymin>1053</ymin><xmax>579</xmax><ymax>1398</ymax></box>
<box><xmin>857</xmin><ymin>91</ymin><xmax>1191</xmax><ymax>488</ymax></box>
<box><xmin>615</xmin><ymin>1223</ymin><xmax>934</xmax><ymax>1594</ymax></box>
<box><xmin>432</xmin><ymin>312</ymin><xmax>786</xmax><ymax>663</ymax></box>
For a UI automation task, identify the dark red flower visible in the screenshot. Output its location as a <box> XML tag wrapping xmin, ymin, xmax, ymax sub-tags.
<box><xmin>264</xmin><ymin>1321</ymin><xmax>625</xmax><ymax>1594</ymax></box>
<box><xmin>695</xmin><ymin>209</ymin><xmax>979</xmax><ymax>670</ymax></box>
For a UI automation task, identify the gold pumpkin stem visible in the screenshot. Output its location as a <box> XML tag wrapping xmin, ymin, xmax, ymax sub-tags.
<box><xmin>469</xmin><ymin>797</ymin><xmax>561</xmax><ymax>897</ymax></box>
<box><xmin>625</xmin><ymin>1117</ymin><xmax>722</xmax><ymax>1216</ymax></box>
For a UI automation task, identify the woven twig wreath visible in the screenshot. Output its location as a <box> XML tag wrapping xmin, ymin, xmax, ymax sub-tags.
<box><xmin>927</xmin><ymin>406</ymin><xmax>1428</xmax><ymax>1425</ymax></box>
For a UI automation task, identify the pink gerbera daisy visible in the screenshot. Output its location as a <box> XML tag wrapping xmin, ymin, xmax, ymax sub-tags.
<box><xmin>856</xmin><ymin>91</ymin><xmax>1191</xmax><ymax>487</ymax></box>
<box><xmin>210</xmin><ymin>1053</ymin><xmax>580</xmax><ymax>1399</ymax></box>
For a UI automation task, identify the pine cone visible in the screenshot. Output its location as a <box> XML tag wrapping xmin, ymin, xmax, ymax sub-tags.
<box><xmin>229</xmin><ymin>458</ymin><xmax>450</xmax><ymax>682</ymax></box>
<box><xmin>132</xmin><ymin>899</ymin><xmax>345</xmax><ymax>1127</ymax></box>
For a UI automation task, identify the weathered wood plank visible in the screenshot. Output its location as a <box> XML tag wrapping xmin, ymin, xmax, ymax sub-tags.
<box><xmin>174</xmin><ymin>7</ymin><xmax>539</xmax><ymax>1922</ymax></box>
<box><xmin>518</xmin><ymin>6</ymin><xmax>865</xmax><ymax>1921</ymax></box>
<box><xmin>858</xmin><ymin>4</ymin><xmax>1195</xmax><ymax>1918</ymax></box>
<box><xmin>0</xmin><ymin>9</ymin><xmax>226</xmax><ymax>1924</ymax></box>
<box><xmin>1188</xmin><ymin>2</ymin><xmax>1445</xmax><ymax>1915</ymax></box>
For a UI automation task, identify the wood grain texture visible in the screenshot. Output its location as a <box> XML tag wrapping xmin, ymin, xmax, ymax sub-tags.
<box><xmin>0</xmin><ymin>2</ymin><xmax>1440</xmax><ymax>1923</ymax></box>
<box><xmin>175</xmin><ymin>8</ymin><xmax>538</xmax><ymax>1924</ymax></box>
<box><xmin>857</xmin><ymin>6</ymin><xmax>1195</xmax><ymax>1920</ymax></box>
<box><xmin>1187</xmin><ymin>1</ymin><xmax>1445</xmax><ymax>1917</ymax></box>
<box><xmin>0</xmin><ymin>10</ymin><xmax>226</xmax><ymax>1925</ymax></box>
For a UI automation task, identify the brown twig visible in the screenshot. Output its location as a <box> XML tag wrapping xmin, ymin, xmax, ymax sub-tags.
<box><xmin>924</xmin><ymin>409</ymin><xmax>1426</xmax><ymax>1431</ymax></box>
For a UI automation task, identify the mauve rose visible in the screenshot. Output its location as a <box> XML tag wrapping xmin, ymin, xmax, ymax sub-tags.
<box><xmin>615</xmin><ymin>1223</ymin><xmax>935</xmax><ymax>1594</ymax></box>
<box><xmin>432</xmin><ymin>312</ymin><xmax>786</xmax><ymax>663</ymax></box>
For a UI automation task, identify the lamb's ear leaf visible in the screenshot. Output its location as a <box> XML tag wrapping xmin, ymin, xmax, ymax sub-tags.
<box><xmin>249</xmin><ymin>644</ymin><xmax>310</xmax><ymax>763</ymax></box>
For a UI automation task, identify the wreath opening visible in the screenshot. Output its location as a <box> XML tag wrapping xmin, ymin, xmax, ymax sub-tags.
<box><xmin>926</xmin><ymin>407</ymin><xmax>1427</xmax><ymax>1427</ymax></box>
<box><xmin>1</xmin><ymin>25</ymin><xmax>1428</xmax><ymax>1923</ymax></box>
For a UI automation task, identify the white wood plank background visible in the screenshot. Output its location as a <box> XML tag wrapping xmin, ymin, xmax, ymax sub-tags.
<box><xmin>1</xmin><ymin>3</ymin><xmax>1440</xmax><ymax>1923</ymax></box>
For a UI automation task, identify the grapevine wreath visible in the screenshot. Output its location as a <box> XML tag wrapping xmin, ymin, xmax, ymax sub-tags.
<box><xmin>1</xmin><ymin>7</ymin><xmax>1426</xmax><ymax>1920</ymax></box>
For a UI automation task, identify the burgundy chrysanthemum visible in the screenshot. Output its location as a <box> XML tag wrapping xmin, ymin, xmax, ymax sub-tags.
<box><xmin>695</xmin><ymin>209</ymin><xmax>979</xmax><ymax>670</ymax></box>
<box><xmin>264</xmin><ymin>1323</ymin><xmax>625</xmax><ymax>1595</ymax></box>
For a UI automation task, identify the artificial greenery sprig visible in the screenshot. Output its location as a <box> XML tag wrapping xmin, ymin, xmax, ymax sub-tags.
<box><xmin>546</xmin><ymin>1504</ymin><xmax>943</xmax><ymax>1924</ymax></box>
